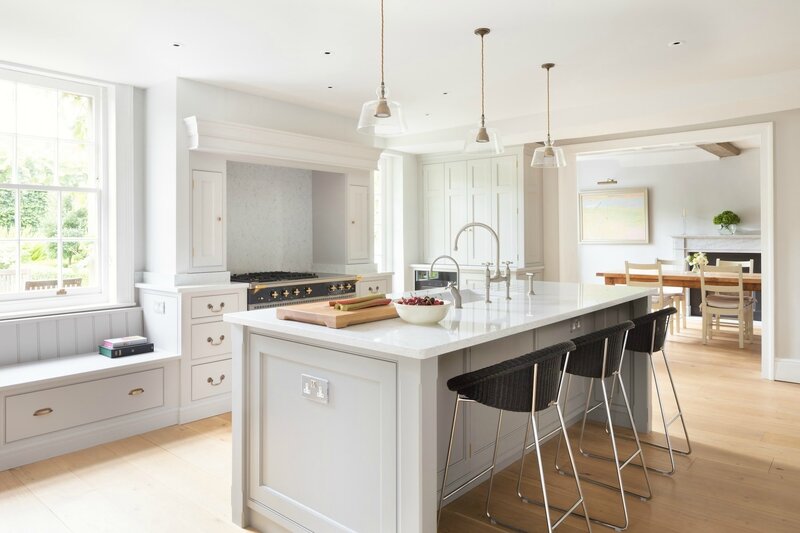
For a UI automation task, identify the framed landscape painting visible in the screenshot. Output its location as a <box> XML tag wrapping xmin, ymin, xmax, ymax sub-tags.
<box><xmin>579</xmin><ymin>188</ymin><xmax>649</xmax><ymax>244</ymax></box>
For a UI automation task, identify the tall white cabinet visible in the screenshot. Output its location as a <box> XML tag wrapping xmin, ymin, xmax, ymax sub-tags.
<box><xmin>191</xmin><ymin>170</ymin><xmax>225</xmax><ymax>271</ymax></box>
<box><xmin>420</xmin><ymin>145</ymin><xmax>543</xmax><ymax>269</ymax></box>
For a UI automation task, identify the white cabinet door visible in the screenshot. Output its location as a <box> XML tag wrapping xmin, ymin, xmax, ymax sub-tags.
<box><xmin>492</xmin><ymin>155</ymin><xmax>519</xmax><ymax>266</ymax></box>
<box><xmin>192</xmin><ymin>170</ymin><xmax>224</xmax><ymax>269</ymax></box>
<box><xmin>444</xmin><ymin>161</ymin><xmax>469</xmax><ymax>265</ymax></box>
<box><xmin>467</xmin><ymin>159</ymin><xmax>493</xmax><ymax>266</ymax></box>
<box><xmin>248</xmin><ymin>334</ymin><xmax>397</xmax><ymax>532</ymax></box>
<box><xmin>347</xmin><ymin>184</ymin><xmax>370</xmax><ymax>263</ymax></box>
<box><xmin>422</xmin><ymin>163</ymin><xmax>445</xmax><ymax>263</ymax></box>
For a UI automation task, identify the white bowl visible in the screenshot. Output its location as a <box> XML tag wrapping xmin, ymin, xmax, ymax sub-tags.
<box><xmin>394</xmin><ymin>301</ymin><xmax>452</xmax><ymax>324</ymax></box>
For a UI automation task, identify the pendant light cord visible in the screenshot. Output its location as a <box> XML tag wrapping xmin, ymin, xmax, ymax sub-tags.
<box><xmin>480</xmin><ymin>32</ymin><xmax>486</xmax><ymax>126</ymax></box>
<box><xmin>379</xmin><ymin>0</ymin><xmax>385</xmax><ymax>92</ymax></box>
<box><xmin>546</xmin><ymin>66</ymin><xmax>551</xmax><ymax>143</ymax></box>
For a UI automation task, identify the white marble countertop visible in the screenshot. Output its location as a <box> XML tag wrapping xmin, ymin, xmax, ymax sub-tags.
<box><xmin>224</xmin><ymin>281</ymin><xmax>652</xmax><ymax>360</ymax></box>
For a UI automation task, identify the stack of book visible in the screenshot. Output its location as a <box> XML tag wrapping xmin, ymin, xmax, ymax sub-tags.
<box><xmin>98</xmin><ymin>336</ymin><xmax>154</xmax><ymax>358</ymax></box>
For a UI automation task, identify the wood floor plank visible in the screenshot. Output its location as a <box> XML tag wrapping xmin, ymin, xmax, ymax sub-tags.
<box><xmin>0</xmin><ymin>469</ymin><xmax>71</xmax><ymax>533</ymax></box>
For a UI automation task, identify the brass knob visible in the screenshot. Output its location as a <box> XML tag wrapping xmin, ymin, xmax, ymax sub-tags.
<box><xmin>33</xmin><ymin>407</ymin><xmax>53</xmax><ymax>417</ymax></box>
<box><xmin>128</xmin><ymin>388</ymin><xmax>145</xmax><ymax>396</ymax></box>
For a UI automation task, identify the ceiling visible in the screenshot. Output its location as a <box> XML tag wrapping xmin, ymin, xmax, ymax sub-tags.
<box><xmin>3</xmin><ymin>0</ymin><xmax>800</xmax><ymax>142</ymax></box>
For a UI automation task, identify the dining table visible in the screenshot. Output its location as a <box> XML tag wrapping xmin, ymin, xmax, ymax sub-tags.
<box><xmin>597</xmin><ymin>271</ymin><xmax>762</xmax><ymax>292</ymax></box>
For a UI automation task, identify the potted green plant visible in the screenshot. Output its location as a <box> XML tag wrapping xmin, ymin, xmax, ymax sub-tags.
<box><xmin>713</xmin><ymin>210</ymin><xmax>741</xmax><ymax>235</ymax></box>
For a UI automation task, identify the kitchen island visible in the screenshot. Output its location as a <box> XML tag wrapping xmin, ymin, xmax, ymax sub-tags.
<box><xmin>224</xmin><ymin>281</ymin><xmax>652</xmax><ymax>533</ymax></box>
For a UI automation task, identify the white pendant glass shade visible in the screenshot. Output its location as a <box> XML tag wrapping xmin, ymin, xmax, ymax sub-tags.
<box><xmin>531</xmin><ymin>140</ymin><xmax>566</xmax><ymax>168</ymax></box>
<box><xmin>357</xmin><ymin>87</ymin><xmax>407</xmax><ymax>136</ymax></box>
<box><xmin>463</xmin><ymin>125</ymin><xmax>504</xmax><ymax>154</ymax></box>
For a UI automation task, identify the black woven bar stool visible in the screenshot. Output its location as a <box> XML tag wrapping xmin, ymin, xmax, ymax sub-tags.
<box><xmin>553</xmin><ymin>321</ymin><xmax>653</xmax><ymax>532</ymax></box>
<box><xmin>438</xmin><ymin>341</ymin><xmax>592</xmax><ymax>533</ymax></box>
<box><xmin>607</xmin><ymin>307</ymin><xmax>691</xmax><ymax>475</ymax></box>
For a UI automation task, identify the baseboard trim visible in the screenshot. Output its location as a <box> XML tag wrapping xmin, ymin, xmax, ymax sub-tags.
<box><xmin>775</xmin><ymin>358</ymin><xmax>800</xmax><ymax>384</ymax></box>
<box><xmin>179</xmin><ymin>396</ymin><xmax>232</xmax><ymax>424</ymax></box>
<box><xmin>0</xmin><ymin>407</ymin><xmax>179</xmax><ymax>471</ymax></box>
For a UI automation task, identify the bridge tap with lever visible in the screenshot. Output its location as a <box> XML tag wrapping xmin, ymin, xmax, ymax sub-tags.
<box><xmin>453</xmin><ymin>222</ymin><xmax>512</xmax><ymax>303</ymax></box>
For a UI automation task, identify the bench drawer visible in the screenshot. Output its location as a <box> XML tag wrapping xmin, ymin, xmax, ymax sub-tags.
<box><xmin>191</xmin><ymin>358</ymin><xmax>232</xmax><ymax>401</ymax></box>
<box><xmin>191</xmin><ymin>321</ymin><xmax>231</xmax><ymax>360</ymax></box>
<box><xmin>5</xmin><ymin>368</ymin><xmax>164</xmax><ymax>443</ymax></box>
<box><xmin>191</xmin><ymin>293</ymin><xmax>239</xmax><ymax>319</ymax></box>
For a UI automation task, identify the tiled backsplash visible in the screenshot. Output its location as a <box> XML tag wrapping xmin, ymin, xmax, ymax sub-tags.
<box><xmin>226</xmin><ymin>161</ymin><xmax>313</xmax><ymax>273</ymax></box>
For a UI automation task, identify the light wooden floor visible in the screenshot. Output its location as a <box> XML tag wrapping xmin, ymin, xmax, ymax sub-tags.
<box><xmin>2</xmin><ymin>322</ymin><xmax>799</xmax><ymax>532</ymax></box>
<box><xmin>441</xmin><ymin>321</ymin><xmax>800</xmax><ymax>533</ymax></box>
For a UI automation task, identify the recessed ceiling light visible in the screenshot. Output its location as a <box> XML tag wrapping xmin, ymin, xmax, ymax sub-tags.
<box><xmin>171</xmin><ymin>42</ymin><xmax>182</xmax><ymax>48</ymax></box>
<box><xmin>425</xmin><ymin>113</ymin><xmax>431</xmax><ymax>117</ymax></box>
<box><xmin>668</xmin><ymin>40</ymin><xmax>684</xmax><ymax>47</ymax></box>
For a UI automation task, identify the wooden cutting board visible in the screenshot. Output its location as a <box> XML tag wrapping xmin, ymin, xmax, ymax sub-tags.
<box><xmin>276</xmin><ymin>301</ymin><xmax>399</xmax><ymax>329</ymax></box>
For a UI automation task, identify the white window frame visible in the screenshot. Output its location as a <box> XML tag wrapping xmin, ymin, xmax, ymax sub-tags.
<box><xmin>0</xmin><ymin>65</ymin><xmax>122</xmax><ymax>315</ymax></box>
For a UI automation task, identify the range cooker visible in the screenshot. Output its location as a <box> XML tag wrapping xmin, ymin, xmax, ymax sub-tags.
<box><xmin>231</xmin><ymin>271</ymin><xmax>358</xmax><ymax>310</ymax></box>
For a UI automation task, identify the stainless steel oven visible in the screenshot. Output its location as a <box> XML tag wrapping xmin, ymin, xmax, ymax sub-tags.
<box><xmin>414</xmin><ymin>270</ymin><xmax>458</xmax><ymax>291</ymax></box>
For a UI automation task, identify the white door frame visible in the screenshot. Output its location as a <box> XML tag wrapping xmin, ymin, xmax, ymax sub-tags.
<box><xmin>557</xmin><ymin>122</ymin><xmax>775</xmax><ymax>380</ymax></box>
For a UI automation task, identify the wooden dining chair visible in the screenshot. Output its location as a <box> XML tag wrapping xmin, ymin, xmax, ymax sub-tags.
<box><xmin>699</xmin><ymin>264</ymin><xmax>754</xmax><ymax>348</ymax></box>
<box><xmin>714</xmin><ymin>259</ymin><xmax>756</xmax><ymax>332</ymax></box>
<box><xmin>656</xmin><ymin>258</ymin><xmax>687</xmax><ymax>332</ymax></box>
<box><xmin>625</xmin><ymin>262</ymin><xmax>676</xmax><ymax>334</ymax></box>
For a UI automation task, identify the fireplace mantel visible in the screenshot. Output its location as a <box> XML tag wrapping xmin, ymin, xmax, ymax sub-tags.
<box><xmin>673</xmin><ymin>234</ymin><xmax>761</xmax><ymax>256</ymax></box>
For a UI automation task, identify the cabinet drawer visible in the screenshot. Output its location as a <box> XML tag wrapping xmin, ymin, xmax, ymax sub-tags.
<box><xmin>358</xmin><ymin>278</ymin><xmax>389</xmax><ymax>297</ymax></box>
<box><xmin>191</xmin><ymin>359</ymin><xmax>232</xmax><ymax>401</ymax></box>
<box><xmin>191</xmin><ymin>293</ymin><xmax>239</xmax><ymax>319</ymax></box>
<box><xmin>5</xmin><ymin>368</ymin><xmax>164</xmax><ymax>443</ymax></box>
<box><xmin>191</xmin><ymin>321</ymin><xmax>231</xmax><ymax>360</ymax></box>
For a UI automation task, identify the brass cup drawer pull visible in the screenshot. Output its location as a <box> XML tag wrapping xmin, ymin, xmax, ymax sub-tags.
<box><xmin>207</xmin><ymin>374</ymin><xmax>226</xmax><ymax>386</ymax></box>
<box><xmin>206</xmin><ymin>335</ymin><xmax>225</xmax><ymax>346</ymax></box>
<box><xmin>33</xmin><ymin>407</ymin><xmax>53</xmax><ymax>417</ymax></box>
<box><xmin>128</xmin><ymin>387</ymin><xmax>145</xmax><ymax>396</ymax></box>
<box><xmin>207</xmin><ymin>302</ymin><xmax>225</xmax><ymax>313</ymax></box>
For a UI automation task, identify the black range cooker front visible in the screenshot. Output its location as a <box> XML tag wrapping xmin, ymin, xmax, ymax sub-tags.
<box><xmin>248</xmin><ymin>279</ymin><xmax>357</xmax><ymax>309</ymax></box>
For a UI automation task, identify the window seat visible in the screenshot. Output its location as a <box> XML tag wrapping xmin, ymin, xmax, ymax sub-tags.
<box><xmin>0</xmin><ymin>350</ymin><xmax>179</xmax><ymax>392</ymax></box>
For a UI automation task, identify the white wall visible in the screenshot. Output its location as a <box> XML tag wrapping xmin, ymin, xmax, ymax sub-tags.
<box><xmin>226</xmin><ymin>162</ymin><xmax>313</xmax><ymax>274</ymax></box>
<box><xmin>143</xmin><ymin>79</ymin><xmax>177</xmax><ymax>276</ymax></box>
<box><xmin>576</xmin><ymin>148</ymin><xmax>760</xmax><ymax>283</ymax></box>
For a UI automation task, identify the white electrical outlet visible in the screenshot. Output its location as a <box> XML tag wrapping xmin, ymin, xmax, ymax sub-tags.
<box><xmin>301</xmin><ymin>374</ymin><xmax>329</xmax><ymax>404</ymax></box>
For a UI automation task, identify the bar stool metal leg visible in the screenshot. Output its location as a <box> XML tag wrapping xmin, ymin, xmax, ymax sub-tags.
<box><xmin>553</xmin><ymin>339</ymin><xmax>653</xmax><ymax>531</ymax></box>
<box><xmin>517</xmin><ymin>360</ymin><xmax>592</xmax><ymax>532</ymax></box>
<box><xmin>485</xmin><ymin>410</ymin><xmax>504</xmax><ymax>524</ymax></box>
<box><xmin>603</xmin><ymin>319</ymin><xmax>692</xmax><ymax>475</ymax></box>
<box><xmin>438</xmin><ymin>396</ymin><xmax>463</xmax><ymax>526</ymax></box>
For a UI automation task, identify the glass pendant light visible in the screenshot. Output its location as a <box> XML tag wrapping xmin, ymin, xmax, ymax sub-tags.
<box><xmin>531</xmin><ymin>63</ymin><xmax>566</xmax><ymax>168</ymax></box>
<box><xmin>357</xmin><ymin>0</ymin><xmax>407</xmax><ymax>136</ymax></box>
<box><xmin>464</xmin><ymin>28</ymin><xmax>503</xmax><ymax>154</ymax></box>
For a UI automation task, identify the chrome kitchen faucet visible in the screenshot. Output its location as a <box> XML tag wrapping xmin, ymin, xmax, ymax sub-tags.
<box><xmin>453</xmin><ymin>222</ymin><xmax>512</xmax><ymax>303</ymax></box>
